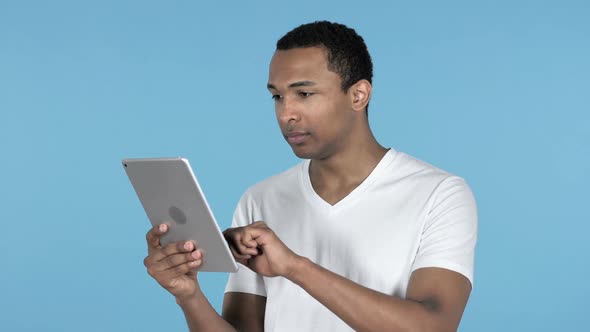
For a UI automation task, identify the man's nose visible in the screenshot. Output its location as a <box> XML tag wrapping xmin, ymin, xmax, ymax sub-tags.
<box><xmin>279</xmin><ymin>97</ymin><xmax>301</xmax><ymax>123</ymax></box>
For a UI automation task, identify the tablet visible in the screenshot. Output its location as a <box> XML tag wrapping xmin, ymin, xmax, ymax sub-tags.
<box><xmin>123</xmin><ymin>157</ymin><xmax>238</xmax><ymax>273</ymax></box>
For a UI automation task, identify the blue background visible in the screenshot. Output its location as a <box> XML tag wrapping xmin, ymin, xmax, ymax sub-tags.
<box><xmin>1</xmin><ymin>1</ymin><xmax>588</xmax><ymax>331</ymax></box>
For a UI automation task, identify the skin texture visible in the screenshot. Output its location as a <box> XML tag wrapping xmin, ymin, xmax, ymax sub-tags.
<box><xmin>142</xmin><ymin>46</ymin><xmax>472</xmax><ymax>332</ymax></box>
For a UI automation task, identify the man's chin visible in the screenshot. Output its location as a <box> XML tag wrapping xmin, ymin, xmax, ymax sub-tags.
<box><xmin>290</xmin><ymin>145</ymin><xmax>326</xmax><ymax>160</ymax></box>
<box><xmin>291</xmin><ymin>146</ymin><xmax>314</xmax><ymax>159</ymax></box>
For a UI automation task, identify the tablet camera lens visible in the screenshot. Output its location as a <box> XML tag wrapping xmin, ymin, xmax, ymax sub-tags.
<box><xmin>169</xmin><ymin>206</ymin><xmax>187</xmax><ymax>225</ymax></box>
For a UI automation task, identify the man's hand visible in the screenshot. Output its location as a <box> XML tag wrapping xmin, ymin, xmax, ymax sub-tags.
<box><xmin>144</xmin><ymin>224</ymin><xmax>204</xmax><ymax>301</ymax></box>
<box><xmin>224</xmin><ymin>221</ymin><xmax>301</xmax><ymax>278</ymax></box>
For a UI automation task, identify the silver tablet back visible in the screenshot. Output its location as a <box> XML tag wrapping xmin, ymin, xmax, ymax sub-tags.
<box><xmin>123</xmin><ymin>157</ymin><xmax>238</xmax><ymax>272</ymax></box>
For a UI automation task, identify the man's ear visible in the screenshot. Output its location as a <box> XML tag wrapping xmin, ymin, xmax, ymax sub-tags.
<box><xmin>349</xmin><ymin>79</ymin><xmax>372</xmax><ymax>112</ymax></box>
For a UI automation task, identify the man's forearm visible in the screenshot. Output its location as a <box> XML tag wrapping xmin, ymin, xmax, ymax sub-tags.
<box><xmin>287</xmin><ymin>257</ymin><xmax>447</xmax><ymax>332</ymax></box>
<box><xmin>176</xmin><ymin>288</ymin><xmax>237</xmax><ymax>332</ymax></box>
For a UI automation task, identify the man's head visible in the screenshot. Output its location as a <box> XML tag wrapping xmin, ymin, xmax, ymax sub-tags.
<box><xmin>276</xmin><ymin>21</ymin><xmax>373</xmax><ymax>97</ymax></box>
<box><xmin>268</xmin><ymin>22</ymin><xmax>375</xmax><ymax>160</ymax></box>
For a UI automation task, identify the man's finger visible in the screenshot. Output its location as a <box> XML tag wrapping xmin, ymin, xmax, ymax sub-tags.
<box><xmin>241</xmin><ymin>223</ymin><xmax>273</xmax><ymax>247</ymax></box>
<box><xmin>147</xmin><ymin>249</ymin><xmax>202</xmax><ymax>277</ymax></box>
<box><xmin>224</xmin><ymin>231</ymin><xmax>255</xmax><ymax>260</ymax></box>
<box><xmin>148</xmin><ymin>250</ymin><xmax>199</xmax><ymax>273</ymax></box>
<box><xmin>239</xmin><ymin>233</ymin><xmax>260</xmax><ymax>255</ymax></box>
<box><xmin>229</xmin><ymin>245</ymin><xmax>251</xmax><ymax>265</ymax></box>
<box><xmin>151</xmin><ymin>240</ymin><xmax>197</xmax><ymax>262</ymax></box>
<box><xmin>226</xmin><ymin>230</ymin><xmax>259</xmax><ymax>256</ymax></box>
<box><xmin>146</xmin><ymin>224</ymin><xmax>168</xmax><ymax>251</ymax></box>
<box><xmin>153</xmin><ymin>259</ymin><xmax>203</xmax><ymax>283</ymax></box>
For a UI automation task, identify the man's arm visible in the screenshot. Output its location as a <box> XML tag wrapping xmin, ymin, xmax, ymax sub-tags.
<box><xmin>290</xmin><ymin>259</ymin><xmax>471</xmax><ymax>332</ymax></box>
<box><xmin>175</xmin><ymin>287</ymin><xmax>237</xmax><ymax>332</ymax></box>
<box><xmin>225</xmin><ymin>222</ymin><xmax>471</xmax><ymax>332</ymax></box>
<box><xmin>222</xmin><ymin>292</ymin><xmax>266</xmax><ymax>332</ymax></box>
<box><xmin>144</xmin><ymin>224</ymin><xmax>243</xmax><ymax>332</ymax></box>
<box><xmin>176</xmin><ymin>289</ymin><xmax>266</xmax><ymax>332</ymax></box>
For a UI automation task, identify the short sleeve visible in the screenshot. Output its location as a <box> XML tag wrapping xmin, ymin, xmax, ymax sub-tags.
<box><xmin>224</xmin><ymin>192</ymin><xmax>267</xmax><ymax>297</ymax></box>
<box><xmin>411</xmin><ymin>176</ymin><xmax>478</xmax><ymax>286</ymax></box>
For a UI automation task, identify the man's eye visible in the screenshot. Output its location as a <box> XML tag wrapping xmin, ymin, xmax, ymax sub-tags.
<box><xmin>271</xmin><ymin>94</ymin><xmax>282</xmax><ymax>101</ymax></box>
<box><xmin>298</xmin><ymin>92</ymin><xmax>313</xmax><ymax>98</ymax></box>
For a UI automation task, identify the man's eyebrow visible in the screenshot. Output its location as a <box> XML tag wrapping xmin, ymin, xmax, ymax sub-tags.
<box><xmin>289</xmin><ymin>80</ymin><xmax>316</xmax><ymax>88</ymax></box>
<box><xmin>267</xmin><ymin>81</ymin><xmax>316</xmax><ymax>90</ymax></box>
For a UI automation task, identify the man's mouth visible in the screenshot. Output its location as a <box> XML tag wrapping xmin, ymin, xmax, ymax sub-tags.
<box><xmin>285</xmin><ymin>131</ymin><xmax>309</xmax><ymax>145</ymax></box>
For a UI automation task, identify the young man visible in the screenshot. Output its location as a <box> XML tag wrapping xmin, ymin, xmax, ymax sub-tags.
<box><xmin>143</xmin><ymin>21</ymin><xmax>477</xmax><ymax>331</ymax></box>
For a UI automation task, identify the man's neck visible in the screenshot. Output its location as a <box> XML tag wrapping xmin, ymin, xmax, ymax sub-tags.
<box><xmin>308</xmin><ymin>135</ymin><xmax>388</xmax><ymax>205</ymax></box>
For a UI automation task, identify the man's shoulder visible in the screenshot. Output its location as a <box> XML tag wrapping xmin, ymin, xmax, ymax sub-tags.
<box><xmin>242</xmin><ymin>161</ymin><xmax>305</xmax><ymax>200</ymax></box>
<box><xmin>389</xmin><ymin>149</ymin><xmax>452</xmax><ymax>181</ymax></box>
<box><xmin>391</xmin><ymin>149</ymin><xmax>474</xmax><ymax>200</ymax></box>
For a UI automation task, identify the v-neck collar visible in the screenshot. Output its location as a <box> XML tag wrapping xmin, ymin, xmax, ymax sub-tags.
<box><xmin>300</xmin><ymin>149</ymin><xmax>398</xmax><ymax>215</ymax></box>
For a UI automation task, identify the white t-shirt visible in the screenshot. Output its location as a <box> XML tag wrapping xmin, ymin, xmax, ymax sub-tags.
<box><xmin>225</xmin><ymin>149</ymin><xmax>478</xmax><ymax>331</ymax></box>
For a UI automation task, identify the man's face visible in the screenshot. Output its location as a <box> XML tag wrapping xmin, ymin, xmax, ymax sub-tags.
<box><xmin>267</xmin><ymin>47</ymin><xmax>355</xmax><ymax>160</ymax></box>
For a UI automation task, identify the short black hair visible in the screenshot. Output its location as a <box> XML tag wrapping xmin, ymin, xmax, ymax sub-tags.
<box><xmin>276</xmin><ymin>21</ymin><xmax>373</xmax><ymax>94</ymax></box>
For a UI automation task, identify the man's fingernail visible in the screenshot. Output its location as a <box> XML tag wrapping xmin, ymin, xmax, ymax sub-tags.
<box><xmin>192</xmin><ymin>251</ymin><xmax>200</xmax><ymax>259</ymax></box>
<box><xmin>184</xmin><ymin>242</ymin><xmax>191</xmax><ymax>250</ymax></box>
<box><xmin>159</xmin><ymin>224</ymin><xmax>166</xmax><ymax>232</ymax></box>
